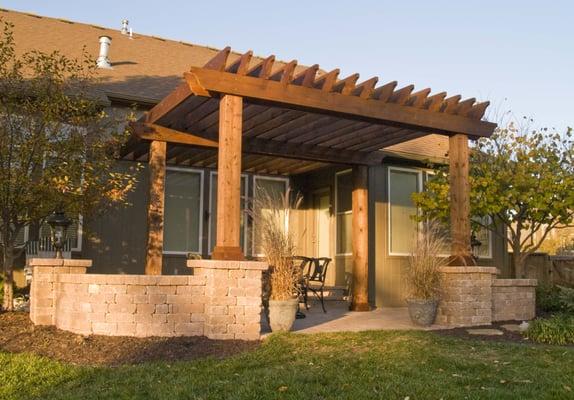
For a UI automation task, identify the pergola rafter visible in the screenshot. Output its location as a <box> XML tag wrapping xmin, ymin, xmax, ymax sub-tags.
<box><xmin>122</xmin><ymin>46</ymin><xmax>497</xmax><ymax>311</ymax></box>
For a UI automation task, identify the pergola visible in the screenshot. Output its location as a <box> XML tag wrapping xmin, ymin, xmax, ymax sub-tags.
<box><xmin>122</xmin><ymin>47</ymin><xmax>497</xmax><ymax>311</ymax></box>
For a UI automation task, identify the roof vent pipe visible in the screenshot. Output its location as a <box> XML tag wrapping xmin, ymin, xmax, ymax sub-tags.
<box><xmin>96</xmin><ymin>36</ymin><xmax>112</xmax><ymax>69</ymax></box>
<box><xmin>121</xmin><ymin>19</ymin><xmax>129</xmax><ymax>35</ymax></box>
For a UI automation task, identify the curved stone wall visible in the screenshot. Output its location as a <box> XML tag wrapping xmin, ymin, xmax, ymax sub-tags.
<box><xmin>29</xmin><ymin>258</ymin><xmax>267</xmax><ymax>340</ymax></box>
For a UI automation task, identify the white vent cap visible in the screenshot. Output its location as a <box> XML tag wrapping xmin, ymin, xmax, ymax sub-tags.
<box><xmin>96</xmin><ymin>36</ymin><xmax>112</xmax><ymax>69</ymax></box>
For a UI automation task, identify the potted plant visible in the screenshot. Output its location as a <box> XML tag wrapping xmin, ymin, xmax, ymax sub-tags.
<box><xmin>405</xmin><ymin>222</ymin><xmax>447</xmax><ymax>326</ymax></box>
<box><xmin>248</xmin><ymin>188</ymin><xmax>302</xmax><ymax>332</ymax></box>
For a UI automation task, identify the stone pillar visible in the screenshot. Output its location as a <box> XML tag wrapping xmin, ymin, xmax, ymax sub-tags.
<box><xmin>436</xmin><ymin>266</ymin><xmax>498</xmax><ymax>327</ymax></box>
<box><xmin>188</xmin><ymin>259</ymin><xmax>268</xmax><ymax>340</ymax></box>
<box><xmin>28</xmin><ymin>258</ymin><xmax>91</xmax><ymax>325</ymax></box>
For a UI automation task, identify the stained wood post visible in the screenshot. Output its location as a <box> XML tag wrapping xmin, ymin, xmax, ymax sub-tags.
<box><xmin>145</xmin><ymin>140</ymin><xmax>167</xmax><ymax>275</ymax></box>
<box><xmin>449</xmin><ymin>134</ymin><xmax>474</xmax><ymax>265</ymax></box>
<box><xmin>212</xmin><ymin>95</ymin><xmax>245</xmax><ymax>260</ymax></box>
<box><xmin>351</xmin><ymin>165</ymin><xmax>370</xmax><ymax>311</ymax></box>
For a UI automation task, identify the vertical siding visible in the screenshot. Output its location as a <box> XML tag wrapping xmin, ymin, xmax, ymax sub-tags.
<box><xmin>83</xmin><ymin>161</ymin><xmax>148</xmax><ymax>274</ymax></box>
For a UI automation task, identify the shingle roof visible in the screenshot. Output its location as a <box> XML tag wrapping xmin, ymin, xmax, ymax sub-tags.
<box><xmin>0</xmin><ymin>8</ymin><xmax>297</xmax><ymax>103</ymax></box>
<box><xmin>1</xmin><ymin>8</ymin><xmax>455</xmax><ymax>162</ymax></box>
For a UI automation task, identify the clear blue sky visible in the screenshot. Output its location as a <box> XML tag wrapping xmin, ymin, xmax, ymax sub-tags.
<box><xmin>3</xmin><ymin>0</ymin><xmax>573</xmax><ymax>131</ymax></box>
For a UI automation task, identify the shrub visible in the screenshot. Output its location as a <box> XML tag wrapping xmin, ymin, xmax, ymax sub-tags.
<box><xmin>536</xmin><ymin>283</ymin><xmax>563</xmax><ymax>313</ymax></box>
<box><xmin>526</xmin><ymin>314</ymin><xmax>574</xmax><ymax>345</ymax></box>
<box><xmin>537</xmin><ymin>284</ymin><xmax>574</xmax><ymax>314</ymax></box>
<box><xmin>558</xmin><ymin>286</ymin><xmax>574</xmax><ymax>313</ymax></box>
<box><xmin>405</xmin><ymin>222</ymin><xmax>448</xmax><ymax>300</ymax></box>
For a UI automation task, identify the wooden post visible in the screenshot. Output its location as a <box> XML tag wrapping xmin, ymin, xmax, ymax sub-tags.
<box><xmin>351</xmin><ymin>165</ymin><xmax>370</xmax><ymax>311</ymax></box>
<box><xmin>449</xmin><ymin>134</ymin><xmax>474</xmax><ymax>265</ymax></box>
<box><xmin>145</xmin><ymin>140</ymin><xmax>167</xmax><ymax>275</ymax></box>
<box><xmin>212</xmin><ymin>95</ymin><xmax>245</xmax><ymax>260</ymax></box>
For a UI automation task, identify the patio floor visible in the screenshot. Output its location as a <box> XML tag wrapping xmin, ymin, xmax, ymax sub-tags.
<box><xmin>263</xmin><ymin>301</ymin><xmax>449</xmax><ymax>335</ymax></box>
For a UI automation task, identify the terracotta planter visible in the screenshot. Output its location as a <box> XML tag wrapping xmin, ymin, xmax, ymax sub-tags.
<box><xmin>268</xmin><ymin>298</ymin><xmax>299</xmax><ymax>332</ymax></box>
<box><xmin>406</xmin><ymin>298</ymin><xmax>439</xmax><ymax>327</ymax></box>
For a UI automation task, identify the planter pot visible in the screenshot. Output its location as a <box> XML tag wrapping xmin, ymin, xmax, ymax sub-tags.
<box><xmin>406</xmin><ymin>298</ymin><xmax>439</xmax><ymax>327</ymax></box>
<box><xmin>268</xmin><ymin>298</ymin><xmax>299</xmax><ymax>332</ymax></box>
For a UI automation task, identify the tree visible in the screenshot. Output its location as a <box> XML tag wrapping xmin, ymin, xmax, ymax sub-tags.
<box><xmin>413</xmin><ymin>120</ymin><xmax>574</xmax><ymax>278</ymax></box>
<box><xmin>0</xmin><ymin>20</ymin><xmax>138</xmax><ymax>310</ymax></box>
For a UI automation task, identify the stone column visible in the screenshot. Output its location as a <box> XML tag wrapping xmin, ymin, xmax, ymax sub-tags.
<box><xmin>28</xmin><ymin>258</ymin><xmax>91</xmax><ymax>325</ymax></box>
<box><xmin>188</xmin><ymin>259</ymin><xmax>268</xmax><ymax>340</ymax></box>
<box><xmin>436</xmin><ymin>266</ymin><xmax>498</xmax><ymax>327</ymax></box>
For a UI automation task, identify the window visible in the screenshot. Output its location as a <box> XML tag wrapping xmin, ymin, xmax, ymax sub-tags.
<box><xmin>388</xmin><ymin>167</ymin><xmax>421</xmax><ymax>255</ymax></box>
<box><xmin>163</xmin><ymin>168</ymin><xmax>203</xmax><ymax>254</ymax></box>
<box><xmin>474</xmin><ymin>216</ymin><xmax>493</xmax><ymax>259</ymax></box>
<box><xmin>335</xmin><ymin>170</ymin><xmax>353</xmax><ymax>255</ymax></box>
<box><xmin>208</xmin><ymin>172</ymin><xmax>248</xmax><ymax>254</ymax></box>
<box><xmin>252</xmin><ymin>176</ymin><xmax>288</xmax><ymax>256</ymax></box>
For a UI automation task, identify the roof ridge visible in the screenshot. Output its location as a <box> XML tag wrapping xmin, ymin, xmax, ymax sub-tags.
<box><xmin>0</xmin><ymin>8</ymin><xmax>287</xmax><ymax>66</ymax></box>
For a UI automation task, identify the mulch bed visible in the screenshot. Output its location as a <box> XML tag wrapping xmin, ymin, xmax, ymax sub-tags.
<box><xmin>433</xmin><ymin>321</ymin><xmax>530</xmax><ymax>344</ymax></box>
<box><xmin>0</xmin><ymin>312</ymin><xmax>259</xmax><ymax>366</ymax></box>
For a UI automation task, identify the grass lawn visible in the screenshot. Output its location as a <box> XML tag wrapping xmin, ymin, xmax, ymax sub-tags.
<box><xmin>1</xmin><ymin>330</ymin><xmax>573</xmax><ymax>400</ymax></box>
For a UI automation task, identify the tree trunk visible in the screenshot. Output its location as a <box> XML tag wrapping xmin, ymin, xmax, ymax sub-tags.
<box><xmin>2</xmin><ymin>244</ymin><xmax>14</xmax><ymax>312</ymax></box>
<box><xmin>512</xmin><ymin>246</ymin><xmax>526</xmax><ymax>279</ymax></box>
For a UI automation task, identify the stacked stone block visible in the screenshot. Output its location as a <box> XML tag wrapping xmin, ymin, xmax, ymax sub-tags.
<box><xmin>492</xmin><ymin>279</ymin><xmax>537</xmax><ymax>321</ymax></box>
<box><xmin>29</xmin><ymin>258</ymin><xmax>92</xmax><ymax>325</ymax></box>
<box><xmin>436</xmin><ymin>266</ymin><xmax>498</xmax><ymax>327</ymax></box>
<box><xmin>188</xmin><ymin>259</ymin><xmax>268</xmax><ymax>341</ymax></box>
<box><xmin>28</xmin><ymin>258</ymin><xmax>268</xmax><ymax>340</ymax></box>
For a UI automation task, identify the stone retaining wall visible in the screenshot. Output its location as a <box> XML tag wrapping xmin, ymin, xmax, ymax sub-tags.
<box><xmin>28</xmin><ymin>258</ymin><xmax>267</xmax><ymax>340</ymax></box>
<box><xmin>437</xmin><ymin>266</ymin><xmax>537</xmax><ymax>327</ymax></box>
<box><xmin>492</xmin><ymin>279</ymin><xmax>537</xmax><ymax>321</ymax></box>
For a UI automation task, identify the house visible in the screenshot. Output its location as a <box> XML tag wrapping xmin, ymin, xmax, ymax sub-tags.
<box><xmin>2</xmin><ymin>8</ymin><xmax>507</xmax><ymax>309</ymax></box>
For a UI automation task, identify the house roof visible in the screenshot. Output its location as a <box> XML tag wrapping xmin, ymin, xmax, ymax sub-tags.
<box><xmin>1</xmin><ymin>8</ymin><xmax>486</xmax><ymax>166</ymax></box>
<box><xmin>0</xmin><ymin>8</ymin><xmax>300</xmax><ymax>104</ymax></box>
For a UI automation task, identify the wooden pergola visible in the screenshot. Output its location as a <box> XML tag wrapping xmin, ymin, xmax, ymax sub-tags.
<box><xmin>122</xmin><ymin>47</ymin><xmax>496</xmax><ymax>311</ymax></box>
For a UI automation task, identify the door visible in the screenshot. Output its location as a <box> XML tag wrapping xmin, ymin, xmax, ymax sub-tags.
<box><xmin>313</xmin><ymin>190</ymin><xmax>334</xmax><ymax>285</ymax></box>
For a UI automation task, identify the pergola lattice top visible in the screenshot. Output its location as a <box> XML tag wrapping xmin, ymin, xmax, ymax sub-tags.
<box><xmin>123</xmin><ymin>46</ymin><xmax>496</xmax><ymax>174</ymax></box>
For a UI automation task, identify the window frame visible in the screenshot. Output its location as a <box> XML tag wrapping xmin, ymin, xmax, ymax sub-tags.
<box><xmin>474</xmin><ymin>216</ymin><xmax>493</xmax><ymax>259</ymax></box>
<box><xmin>162</xmin><ymin>166</ymin><xmax>205</xmax><ymax>256</ymax></box>
<box><xmin>387</xmin><ymin>166</ymin><xmax>423</xmax><ymax>257</ymax></box>
<box><xmin>251</xmin><ymin>175</ymin><xmax>289</xmax><ymax>258</ymax></box>
<box><xmin>207</xmin><ymin>171</ymin><xmax>249</xmax><ymax>256</ymax></box>
<box><xmin>335</xmin><ymin>169</ymin><xmax>353</xmax><ymax>256</ymax></box>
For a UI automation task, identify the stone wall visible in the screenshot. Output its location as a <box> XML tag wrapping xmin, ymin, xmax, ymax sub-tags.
<box><xmin>436</xmin><ymin>266</ymin><xmax>537</xmax><ymax>327</ymax></box>
<box><xmin>436</xmin><ymin>267</ymin><xmax>497</xmax><ymax>327</ymax></box>
<box><xmin>492</xmin><ymin>279</ymin><xmax>537</xmax><ymax>322</ymax></box>
<box><xmin>189</xmin><ymin>259</ymin><xmax>267</xmax><ymax>341</ymax></box>
<box><xmin>28</xmin><ymin>258</ymin><xmax>267</xmax><ymax>340</ymax></box>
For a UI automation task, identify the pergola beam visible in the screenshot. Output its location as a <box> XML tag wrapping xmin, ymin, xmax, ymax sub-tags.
<box><xmin>145</xmin><ymin>140</ymin><xmax>167</xmax><ymax>275</ymax></box>
<box><xmin>128</xmin><ymin>122</ymin><xmax>384</xmax><ymax>166</ymax></box>
<box><xmin>449</xmin><ymin>134</ymin><xmax>473</xmax><ymax>265</ymax></box>
<box><xmin>183</xmin><ymin>68</ymin><xmax>496</xmax><ymax>137</ymax></box>
<box><xmin>212</xmin><ymin>95</ymin><xmax>245</xmax><ymax>260</ymax></box>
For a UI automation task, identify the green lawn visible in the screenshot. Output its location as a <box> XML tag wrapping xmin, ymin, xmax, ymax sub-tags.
<box><xmin>1</xmin><ymin>331</ymin><xmax>573</xmax><ymax>400</ymax></box>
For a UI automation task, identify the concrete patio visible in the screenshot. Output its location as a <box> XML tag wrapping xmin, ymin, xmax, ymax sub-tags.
<box><xmin>263</xmin><ymin>301</ymin><xmax>449</xmax><ymax>335</ymax></box>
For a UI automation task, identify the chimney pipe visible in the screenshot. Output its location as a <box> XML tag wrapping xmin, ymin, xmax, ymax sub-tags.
<box><xmin>96</xmin><ymin>36</ymin><xmax>112</xmax><ymax>69</ymax></box>
<box><xmin>121</xmin><ymin>19</ymin><xmax>129</xmax><ymax>35</ymax></box>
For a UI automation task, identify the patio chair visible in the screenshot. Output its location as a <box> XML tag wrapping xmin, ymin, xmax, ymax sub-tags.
<box><xmin>300</xmin><ymin>257</ymin><xmax>331</xmax><ymax>313</ymax></box>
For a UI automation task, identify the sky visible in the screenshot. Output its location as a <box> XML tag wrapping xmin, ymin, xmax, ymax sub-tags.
<box><xmin>2</xmin><ymin>0</ymin><xmax>573</xmax><ymax>131</ymax></box>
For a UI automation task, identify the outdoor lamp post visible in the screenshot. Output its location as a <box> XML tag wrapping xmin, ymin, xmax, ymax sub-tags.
<box><xmin>470</xmin><ymin>233</ymin><xmax>482</xmax><ymax>262</ymax></box>
<box><xmin>46</xmin><ymin>210</ymin><xmax>71</xmax><ymax>259</ymax></box>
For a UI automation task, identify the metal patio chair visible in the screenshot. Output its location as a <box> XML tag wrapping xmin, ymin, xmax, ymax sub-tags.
<box><xmin>300</xmin><ymin>257</ymin><xmax>331</xmax><ymax>313</ymax></box>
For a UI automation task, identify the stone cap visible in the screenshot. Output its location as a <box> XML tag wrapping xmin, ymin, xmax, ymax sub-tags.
<box><xmin>493</xmin><ymin>279</ymin><xmax>538</xmax><ymax>287</ymax></box>
<box><xmin>26</xmin><ymin>258</ymin><xmax>92</xmax><ymax>268</ymax></box>
<box><xmin>439</xmin><ymin>266</ymin><xmax>499</xmax><ymax>274</ymax></box>
<box><xmin>187</xmin><ymin>259</ymin><xmax>268</xmax><ymax>271</ymax></box>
